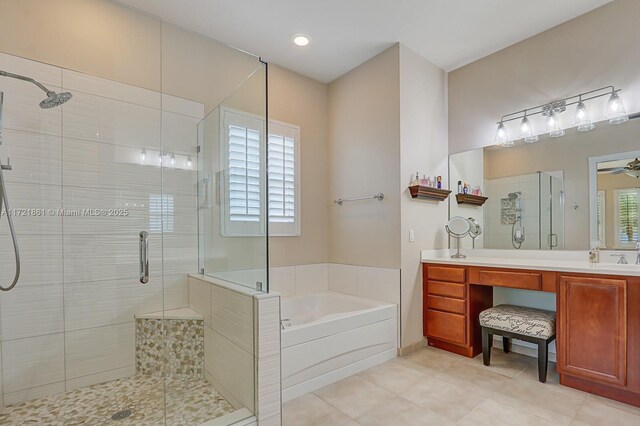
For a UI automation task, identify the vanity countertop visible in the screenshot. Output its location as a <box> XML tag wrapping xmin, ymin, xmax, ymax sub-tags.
<box><xmin>421</xmin><ymin>249</ymin><xmax>640</xmax><ymax>277</ymax></box>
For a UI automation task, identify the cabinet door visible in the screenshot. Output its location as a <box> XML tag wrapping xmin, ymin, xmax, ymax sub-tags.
<box><xmin>558</xmin><ymin>275</ymin><xmax>627</xmax><ymax>387</ymax></box>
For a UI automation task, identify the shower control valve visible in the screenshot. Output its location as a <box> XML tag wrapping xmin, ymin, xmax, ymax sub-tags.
<box><xmin>0</xmin><ymin>157</ymin><xmax>11</xmax><ymax>171</ymax></box>
<box><xmin>1</xmin><ymin>157</ymin><xmax>12</xmax><ymax>171</ymax></box>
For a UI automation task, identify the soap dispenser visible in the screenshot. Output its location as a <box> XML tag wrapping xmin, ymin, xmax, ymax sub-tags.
<box><xmin>589</xmin><ymin>240</ymin><xmax>600</xmax><ymax>264</ymax></box>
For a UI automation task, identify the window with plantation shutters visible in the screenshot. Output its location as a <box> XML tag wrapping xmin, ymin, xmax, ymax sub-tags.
<box><xmin>596</xmin><ymin>191</ymin><xmax>605</xmax><ymax>247</ymax></box>
<box><xmin>220</xmin><ymin>108</ymin><xmax>300</xmax><ymax>237</ymax></box>
<box><xmin>613</xmin><ymin>188</ymin><xmax>639</xmax><ymax>248</ymax></box>
<box><xmin>221</xmin><ymin>109</ymin><xmax>265</xmax><ymax>236</ymax></box>
<box><xmin>268</xmin><ymin>121</ymin><xmax>300</xmax><ymax>236</ymax></box>
<box><xmin>228</xmin><ymin>124</ymin><xmax>261</xmax><ymax>222</ymax></box>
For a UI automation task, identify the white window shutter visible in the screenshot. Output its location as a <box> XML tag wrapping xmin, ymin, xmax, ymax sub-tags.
<box><xmin>616</xmin><ymin>189</ymin><xmax>638</xmax><ymax>245</ymax></box>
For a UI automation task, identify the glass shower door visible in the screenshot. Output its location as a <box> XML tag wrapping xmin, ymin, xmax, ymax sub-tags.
<box><xmin>540</xmin><ymin>172</ymin><xmax>565</xmax><ymax>250</ymax></box>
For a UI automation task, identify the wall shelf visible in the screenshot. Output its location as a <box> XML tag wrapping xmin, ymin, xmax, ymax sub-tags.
<box><xmin>455</xmin><ymin>193</ymin><xmax>488</xmax><ymax>206</ymax></box>
<box><xmin>408</xmin><ymin>185</ymin><xmax>451</xmax><ymax>202</ymax></box>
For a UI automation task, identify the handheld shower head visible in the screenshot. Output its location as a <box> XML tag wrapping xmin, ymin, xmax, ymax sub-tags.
<box><xmin>40</xmin><ymin>91</ymin><xmax>73</xmax><ymax>109</ymax></box>
<box><xmin>0</xmin><ymin>69</ymin><xmax>72</xmax><ymax>109</ymax></box>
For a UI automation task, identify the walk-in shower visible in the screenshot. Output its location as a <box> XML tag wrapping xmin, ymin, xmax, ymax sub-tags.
<box><xmin>0</xmin><ymin>71</ymin><xmax>72</xmax><ymax>291</ymax></box>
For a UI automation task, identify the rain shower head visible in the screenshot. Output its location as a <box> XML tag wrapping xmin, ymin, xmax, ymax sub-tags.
<box><xmin>0</xmin><ymin>69</ymin><xmax>72</xmax><ymax>109</ymax></box>
<box><xmin>40</xmin><ymin>91</ymin><xmax>72</xmax><ymax>109</ymax></box>
<box><xmin>508</xmin><ymin>191</ymin><xmax>521</xmax><ymax>199</ymax></box>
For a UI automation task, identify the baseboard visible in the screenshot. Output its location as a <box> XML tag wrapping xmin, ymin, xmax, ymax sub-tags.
<box><xmin>281</xmin><ymin>348</ymin><xmax>396</xmax><ymax>403</ymax></box>
<box><xmin>399</xmin><ymin>339</ymin><xmax>426</xmax><ymax>356</ymax></box>
<box><xmin>199</xmin><ymin>408</ymin><xmax>255</xmax><ymax>426</ymax></box>
<box><xmin>492</xmin><ymin>336</ymin><xmax>557</xmax><ymax>363</ymax></box>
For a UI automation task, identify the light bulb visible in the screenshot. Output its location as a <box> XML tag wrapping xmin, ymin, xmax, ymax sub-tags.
<box><xmin>186</xmin><ymin>156</ymin><xmax>193</xmax><ymax>169</ymax></box>
<box><xmin>605</xmin><ymin>91</ymin><xmax>629</xmax><ymax>124</ymax></box>
<box><xmin>547</xmin><ymin>111</ymin><xmax>565</xmax><ymax>138</ymax></box>
<box><xmin>140</xmin><ymin>149</ymin><xmax>147</xmax><ymax>164</ymax></box>
<box><xmin>575</xmin><ymin>99</ymin><xmax>595</xmax><ymax>132</ymax></box>
<box><xmin>494</xmin><ymin>121</ymin><xmax>512</xmax><ymax>146</ymax></box>
<box><xmin>519</xmin><ymin>114</ymin><xmax>538</xmax><ymax>143</ymax></box>
<box><xmin>170</xmin><ymin>154</ymin><xmax>176</xmax><ymax>167</ymax></box>
<box><xmin>157</xmin><ymin>153</ymin><xmax>162</xmax><ymax>167</ymax></box>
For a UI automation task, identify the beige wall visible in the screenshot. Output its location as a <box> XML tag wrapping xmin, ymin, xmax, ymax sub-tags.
<box><xmin>399</xmin><ymin>45</ymin><xmax>448</xmax><ymax>346</ymax></box>
<box><xmin>598</xmin><ymin>172</ymin><xmax>640</xmax><ymax>249</ymax></box>
<box><xmin>327</xmin><ymin>44</ymin><xmax>449</xmax><ymax>347</ymax></box>
<box><xmin>0</xmin><ymin>0</ymin><xmax>162</xmax><ymax>91</ymax></box>
<box><xmin>449</xmin><ymin>0</ymin><xmax>640</xmax><ymax>154</ymax></box>
<box><xmin>328</xmin><ymin>44</ymin><xmax>402</xmax><ymax>268</ymax></box>
<box><xmin>269</xmin><ymin>65</ymin><xmax>330</xmax><ymax>266</ymax></box>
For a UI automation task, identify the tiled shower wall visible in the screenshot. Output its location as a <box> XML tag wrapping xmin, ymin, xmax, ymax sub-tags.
<box><xmin>483</xmin><ymin>174</ymin><xmax>541</xmax><ymax>250</ymax></box>
<box><xmin>0</xmin><ymin>53</ymin><xmax>201</xmax><ymax>404</ymax></box>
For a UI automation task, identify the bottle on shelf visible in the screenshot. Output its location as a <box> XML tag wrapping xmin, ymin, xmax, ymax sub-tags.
<box><xmin>436</xmin><ymin>176</ymin><xmax>442</xmax><ymax>189</ymax></box>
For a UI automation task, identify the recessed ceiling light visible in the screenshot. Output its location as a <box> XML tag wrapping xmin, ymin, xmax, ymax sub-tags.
<box><xmin>292</xmin><ymin>34</ymin><xmax>310</xmax><ymax>47</ymax></box>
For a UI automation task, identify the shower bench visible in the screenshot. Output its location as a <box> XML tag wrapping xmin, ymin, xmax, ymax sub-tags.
<box><xmin>135</xmin><ymin>308</ymin><xmax>205</xmax><ymax>378</ymax></box>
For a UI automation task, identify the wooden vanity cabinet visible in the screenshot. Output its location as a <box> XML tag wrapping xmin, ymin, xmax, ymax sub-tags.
<box><xmin>422</xmin><ymin>262</ymin><xmax>640</xmax><ymax>407</ymax></box>
<box><xmin>557</xmin><ymin>274</ymin><xmax>640</xmax><ymax>405</ymax></box>
<box><xmin>422</xmin><ymin>264</ymin><xmax>492</xmax><ymax>357</ymax></box>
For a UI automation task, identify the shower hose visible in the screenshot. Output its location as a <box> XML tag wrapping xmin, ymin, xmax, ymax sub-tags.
<box><xmin>0</xmin><ymin>166</ymin><xmax>20</xmax><ymax>291</ymax></box>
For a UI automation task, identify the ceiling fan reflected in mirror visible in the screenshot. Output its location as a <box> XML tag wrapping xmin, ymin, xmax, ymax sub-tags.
<box><xmin>598</xmin><ymin>158</ymin><xmax>640</xmax><ymax>178</ymax></box>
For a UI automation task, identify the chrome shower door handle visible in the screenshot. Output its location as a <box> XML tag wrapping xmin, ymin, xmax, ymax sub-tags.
<box><xmin>139</xmin><ymin>231</ymin><xmax>149</xmax><ymax>284</ymax></box>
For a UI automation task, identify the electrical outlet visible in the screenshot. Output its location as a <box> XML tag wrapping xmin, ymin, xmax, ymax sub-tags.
<box><xmin>409</xmin><ymin>229</ymin><xmax>415</xmax><ymax>242</ymax></box>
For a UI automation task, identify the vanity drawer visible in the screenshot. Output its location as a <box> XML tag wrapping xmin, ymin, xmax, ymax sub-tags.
<box><xmin>427</xmin><ymin>295</ymin><xmax>466</xmax><ymax>315</ymax></box>
<box><xmin>474</xmin><ymin>269</ymin><xmax>542</xmax><ymax>291</ymax></box>
<box><xmin>427</xmin><ymin>281</ymin><xmax>466</xmax><ymax>299</ymax></box>
<box><xmin>426</xmin><ymin>309</ymin><xmax>466</xmax><ymax>345</ymax></box>
<box><xmin>427</xmin><ymin>266</ymin><xmax>466</xmax><ymax>283</ymax></box>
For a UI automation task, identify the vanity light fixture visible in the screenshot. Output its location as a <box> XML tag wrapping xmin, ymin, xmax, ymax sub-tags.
<box><xmin>546</xmin><ymin>111</ymin><xmax>565</xmax><ymax>138</ymax></box>
<box><xmin>519</xmin><ymin>113</ymin><xmax>539</xmax><ymax>143</ymax></box>
<box><xmin>292</xmin><ymin>34</ymin><xmax>310</xmax><ymax>47</ymax></box>
<box><xmin>575</xmin><ymin>97</ymin><xmax>595</xmax><ymax>132</ymax></box>
<box><xmin>494</xmin><ymin>121</ymin><xmax>512</xmax><ymax>147</ymax></box>
<box><xmin>493</xmin><ymin>85</ymin><xmax>628</xmax><ymax>147</ymax></box>
<box><xmin>605</xmin><ymin>90</ymin><xmax>629</xmax><ymax>124</ymax></box>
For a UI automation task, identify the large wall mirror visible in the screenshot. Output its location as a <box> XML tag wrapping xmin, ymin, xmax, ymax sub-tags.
<box><xmin>449</xmin><ymin>115</ymin><xmax>640</xmax><ymax>251</ymax></box>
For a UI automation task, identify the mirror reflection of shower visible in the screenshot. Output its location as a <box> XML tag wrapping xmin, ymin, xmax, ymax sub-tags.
<box><xmin>509</xmin><ymin>191</ymin><xmax>525</xmax><ymax>249</ymax></box>
<box><xmin>0</xmin><ymin>71</ymin><xmax>73</xmax><ymax>291</ymax></box>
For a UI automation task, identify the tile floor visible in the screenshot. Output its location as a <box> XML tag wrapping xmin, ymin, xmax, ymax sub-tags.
<box><xmin>0</xmin><ymin>375</ymin><xmax>235</xmax><ymax>425</ymax></box>
<box><xmin>283</xmin><ymin>346</ymin><xmax>640</xmax><ymax>426</ymax></box>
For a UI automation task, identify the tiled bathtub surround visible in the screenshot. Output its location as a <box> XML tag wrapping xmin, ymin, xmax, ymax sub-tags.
<box><xmin>269</xmin><ymin>263</ymin><xmax>401</xmax><ymax>305</ymax></box>
<box><xmin>0</xmin><ymin>52</ymin><xmax>202</xmax><ymax>404</ymax></box>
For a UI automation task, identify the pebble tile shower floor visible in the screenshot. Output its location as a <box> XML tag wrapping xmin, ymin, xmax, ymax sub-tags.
<box><xmin>0</xmin><ymin>375</ymin><xmax>235</xmax><ymax>425</ymax></box>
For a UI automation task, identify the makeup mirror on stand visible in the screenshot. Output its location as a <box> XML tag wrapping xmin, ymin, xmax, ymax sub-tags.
<box><xmin>446</xmin><ymin>216</ymin><xmax>471</xmax><ymax>258</ymax></box>
<box><xmin>468</xmin><ymin>217</ymin><xmax>482</xmax><ymax>248</ymax></box>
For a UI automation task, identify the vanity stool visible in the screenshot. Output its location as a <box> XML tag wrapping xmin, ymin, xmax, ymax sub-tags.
<box><xmin>479</xmin><ymin>304</ymin><xmax>556</xmax><ymax>383</ymax></box>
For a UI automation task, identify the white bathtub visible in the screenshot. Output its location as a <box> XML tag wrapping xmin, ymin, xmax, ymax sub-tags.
<box><xmin>281</xmin><ymin>291</ymin><xmax>398</xmax><ymax>402</ymax></box>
